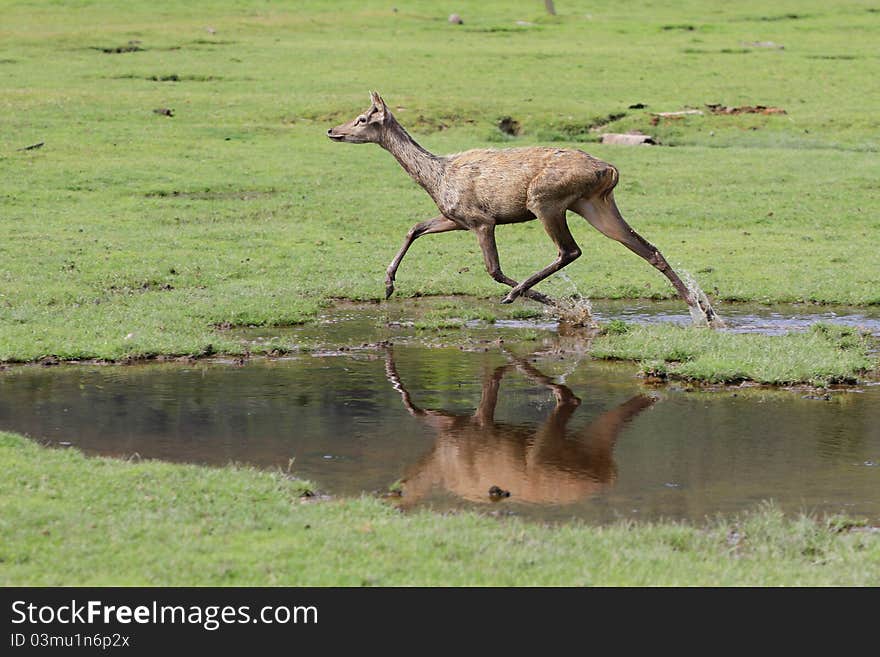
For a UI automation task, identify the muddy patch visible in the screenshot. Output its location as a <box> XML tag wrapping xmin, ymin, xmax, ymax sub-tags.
<box><xmin>92</xmin><ymin>41</ymin><xmax>144</xmax><ymax>54</ymax></box>
<box><xmin>706</xmin><ymin>103</ymin><xmax>786</xmax><ymax>115</ymax></box>
<box><xmin>110</xmin><ymin>73</ymin><xmax>227</xmax><ymax>82</ymax></box>
<box><xmin>740</xmin><ymin>13</ymin><xmax>809</xmax><ymax>22</ymax></box>
<box><xmin>144</xmin><ymin>188</ymin><xmax>278</xmax><ymax>200</ymax></box>
<box><xmin>189</xmin><ymin>39</ymin><xmax>237</xmax><ymax>47</ymax></box>
<box><xmin>496</xmin><ymin>116</ymin><xmax>521</xmax><ymax>136</ymax></box>
<box><xmin>806</xmin><ymin>54</ymin><xmax>860</xmax><ymax>61</ymax></box>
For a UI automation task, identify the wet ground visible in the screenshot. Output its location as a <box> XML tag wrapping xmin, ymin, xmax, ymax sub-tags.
<box><xmin>240</xmin><ymin>297</ymin><xmax>880</xmax><ymax>348</ymax></box>
<box><xmin>2</xmin><ymin>298</ymin><xmax>878</xmax><ymax>524</ymax></box>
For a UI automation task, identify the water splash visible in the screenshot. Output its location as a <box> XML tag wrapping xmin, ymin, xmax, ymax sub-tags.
<box><xmin>550</xmin><ymin>296</ymin><xmax>598</xmax><ymax>328</ymax></box>
<box><xmin>545</xmin><ymin>273</ymin><xmax>598</xmax><ymax>328</ymax></box>
<box><xmin>681</xmin><ymin>269</ymin><xmax>725</xmax><ymax>329</ymax></box>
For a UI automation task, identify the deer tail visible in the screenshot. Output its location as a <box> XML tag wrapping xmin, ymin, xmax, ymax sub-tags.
<box><xmin>600</xmin><ymin>164</ymin><xmax>620</xmax><ymax>201</ymax></box>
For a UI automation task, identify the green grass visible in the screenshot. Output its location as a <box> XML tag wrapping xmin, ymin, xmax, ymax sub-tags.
<box><xmin>1</xmin><ymin>0</ymin><xmax>879</xmax><ymax>366</ymax></box>
<box><xmin>592</xmin><ymin>322</ymin><xmax>873</xmax><ymax>385</ymax></box>
<box><xmin>2</xmin><ymin>431</ymin><xmax>877</xmax><ymax>586</ymax></box>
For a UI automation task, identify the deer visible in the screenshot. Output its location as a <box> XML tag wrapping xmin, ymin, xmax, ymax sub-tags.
<box><xmin>383</xmin><ymin>346</ymin><xmax>658</xmax><ymax>506</ymax></box>
<box><xmin>328</xmin><ymin>92</ymin><xmax>719</xmax><ymax>326</ymax></box>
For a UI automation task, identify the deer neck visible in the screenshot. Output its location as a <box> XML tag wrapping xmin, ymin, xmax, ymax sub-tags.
<box><xmin>379</xmin><ymin>117</ymin><xmax>445</xmax><ymax>197</ymax></box>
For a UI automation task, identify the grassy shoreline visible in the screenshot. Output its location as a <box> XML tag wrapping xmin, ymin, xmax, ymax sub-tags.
<box><xmin>2</xmin><ymin>297</ymin><xmax>875</xmax><ymax>387</ymax></box>
<box><xmin>1</xmin><ymin>431</ymin><xmax>877</xmax><ymax>586</ymax></box>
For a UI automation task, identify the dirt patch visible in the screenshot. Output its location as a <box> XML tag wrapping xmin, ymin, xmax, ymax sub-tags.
<box><xmin>750</xmin><ymin>13</ymin><xmax>808</xmax><ymax>22</ymax></box>
<box><xmin>106</xmin><ymin>280</ymin><xmax>174</xmax><ymax>296</ymax></box>
<box><xmin>682</xmin><ymin>47</ymin><xmax>751</xmax><ymax>55</ymax></box>
<box><xmin>309</xmin><ymin>108</ymin><xmax>476</xmax><ymax>133</ymax></box>
<box><xmin>807</xmin><ymin>54</ymin><xmax>859</xmax><ymax>61</ymax></box>
<box><xmin>93</xmin><ymin>41</ymin><xmax>144</xmax><ymax>54</ymax></box>
<box><xmin>409</xmin><ymin>113</ymin><xmax>476</xmax><ymax>133</ymax></box>
<box><xmin>144</xmin><ymin>188</ymin><xmax>278</xmax><ymax>200</ymax></box>
<box><xmin>466</xmin><ymin>25</ymin><xmax>535</xmax><ymax>33</ymax></box>
<box><xmin>705</xmin><ymin>103</ymin><xmax>786</xmax><ymax>115</ymax></box>
<box><xmin>150</xmin><ymin>74</ymin><xmax>223</xmax><ymax>82</ymax></box>
<box><xmin>189</xmin><ymin>39</ymin><xmax>237</xmax><ymax>46</ymax></box>
<box><xmin>545</xmin><ymin>112</ymin><xmax>628</xmax><ymax>141</ymax></box>
<box><xmin>111</xmin><ymin>74</ymin><xmax>226</xmax><ymax>82</ymax></box>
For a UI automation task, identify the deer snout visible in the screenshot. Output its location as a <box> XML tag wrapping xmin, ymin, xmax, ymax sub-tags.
<box><xmin>327</xmin><ymin>127</ymin><xmax>345</xmax><ymax>140</ymax></box>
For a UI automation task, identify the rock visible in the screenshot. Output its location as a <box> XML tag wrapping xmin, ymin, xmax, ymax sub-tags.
<box><xmin>600</xmin><ymin>132</ymin><xmax>656</xmax><ymax>145</ymax></box>
<box><xmin>488</xmin><ymin>485</ymin><xmax>511</xmax><ymax>499</ymax></box>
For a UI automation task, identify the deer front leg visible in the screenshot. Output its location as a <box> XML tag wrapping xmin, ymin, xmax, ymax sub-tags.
<box><xmin>385</xmin><ymin>215</ymin><xmax>463</xmax><ymax>299</ymax></box>
<box><xmin>474</xmin><ymin>224</ymin><xmax>554</xmax><ymax>305</ymax></box>
<box><xmin>501</xmin><ymin>211</ymin><xmax>581</xmax><ymax>304</ymax></box>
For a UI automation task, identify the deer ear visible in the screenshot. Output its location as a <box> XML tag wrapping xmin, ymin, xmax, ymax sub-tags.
<box><xmin>368</xmin><ymin>91</ymin><xmax>387</xmax><ymax>122</ymax></box>
<box><xmin>371</xmin><ymin>91</ymin><xmax>387</xmax><ymax>111</ymax></box>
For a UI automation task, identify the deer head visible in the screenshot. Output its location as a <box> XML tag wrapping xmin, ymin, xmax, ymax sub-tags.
<box><xmin>327</xmin><ymin>91</ymin><xmax>389</xmax><ymax>143</ymax></box>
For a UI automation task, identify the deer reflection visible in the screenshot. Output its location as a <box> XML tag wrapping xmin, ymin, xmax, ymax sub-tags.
<box><xmin>385</xmin><ymin>348</ymin><xmax>657</xmax><ymax>507</ymax></box>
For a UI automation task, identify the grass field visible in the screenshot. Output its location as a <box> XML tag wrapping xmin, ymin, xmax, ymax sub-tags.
<box><xmin>2</xmin><ymin>431</ymin><xmax>878</xmax><ymax>586</ymax></box>
<box><xmin>2</xmin><ymin>1</ymin><xmax>879</xmax><ymax>585</ymax></box>
<box><xmin>1</xmin><ymin>0</ymin><xmax>878</xmax><ymax>369</ymax></box>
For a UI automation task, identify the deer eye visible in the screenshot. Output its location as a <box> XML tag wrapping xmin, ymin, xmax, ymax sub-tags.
<box><xmin>357</xmin><ymin>115</ymin><xmax>367</xmax><ymax>124</ymax></box>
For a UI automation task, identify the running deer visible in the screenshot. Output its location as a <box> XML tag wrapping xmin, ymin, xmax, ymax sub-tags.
<box><xmin>383</xmin><ymin>346</ymin><xmax>657</xmax><ymax>506</ymax></box>
<box><xmin>328</xmin><ymin>92</ymin><xmax>719</xmax><ymax>325</ymax></box>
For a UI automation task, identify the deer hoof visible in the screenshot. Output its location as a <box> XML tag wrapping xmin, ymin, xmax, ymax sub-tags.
<box><xmin>500</xmin><ymin>292</ymin><xmax>517</xmax><ymax>304</ymax></box>
<box><xmin>385</xmin><ymin>283</ymin><xmax>394</xmax><ymax>300</ymax></box>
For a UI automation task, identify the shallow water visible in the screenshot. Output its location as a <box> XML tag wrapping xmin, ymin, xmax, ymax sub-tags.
<box><xmin>592</xmin><ymin>299</ymin><xmax>880</xmax><ymax>336</ymax></box>
<box><xmin>2</xmin><ymin>337</ymin><xmax>878</xmax><ymax>524</ymax></box>
<box><xmin>239</xmin><ymin>298</ymin><xmax>880</xmax><ymax>350</ymax></box>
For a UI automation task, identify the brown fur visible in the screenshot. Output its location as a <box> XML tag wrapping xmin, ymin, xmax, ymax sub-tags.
<box><xmin>328</xmin><ymin>92</ymin><xmax>717</xmax><ymax>322</ymax></box>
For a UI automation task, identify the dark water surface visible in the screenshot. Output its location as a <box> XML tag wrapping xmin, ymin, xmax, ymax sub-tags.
<box><xmin>2</xmin><ymin>333</ymin><xmax>878</xmax><ymax>523</ymax></box>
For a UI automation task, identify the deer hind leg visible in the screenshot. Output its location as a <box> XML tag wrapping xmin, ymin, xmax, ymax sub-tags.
<box><xmin>385</xmin><ymin>215</ymin><xmax>463</xmax><ymax>299</ymax></box>
<box><xmin>569</xmin><ymin>194</ymin><xmax>717</xmax><ymax>323</ymax></box>
<box><xmin>500</xmin><ymin>208</ymin><xmax>581</xmax><ymax>304</ymax></box>
<box><xmin>474</xmin><ymin>225</ymin><xmax>554</xmax><ymax>305</ymax></box>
